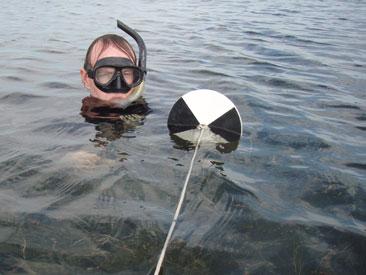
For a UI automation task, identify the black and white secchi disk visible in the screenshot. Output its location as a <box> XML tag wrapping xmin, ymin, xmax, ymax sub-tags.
<box><xmin>167</xmin><ymin>89</ymin><xmax>243</xmax><ymax>146</ymax></box>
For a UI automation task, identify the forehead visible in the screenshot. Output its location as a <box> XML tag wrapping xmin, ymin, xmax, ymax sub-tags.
<box><xmin>89</xmin><ymin>42</ymin><xmax>130</xmax><ymax>67</ymax></box>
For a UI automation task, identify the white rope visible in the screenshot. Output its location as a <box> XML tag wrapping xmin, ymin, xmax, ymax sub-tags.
<box><xmin>154</xmin><ymin>126</ymin><xmax>205</xmax><ymax>275</ymax></box>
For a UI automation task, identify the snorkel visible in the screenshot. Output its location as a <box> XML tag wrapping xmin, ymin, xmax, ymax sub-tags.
<box><xmin>117</xmin><ymin>20</ymin><xmax>147</xmax><ymax>74</ymax></box>
<box><xmin>114</xmin><ymin>20</ymin><xmax>147</xmax><ymax>108</ymax></box>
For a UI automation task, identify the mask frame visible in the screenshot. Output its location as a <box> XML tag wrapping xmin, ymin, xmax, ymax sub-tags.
<box><xmin>87</xmin><ymin>57</ymin><xmax>144</xmax><ymax>93</ymax></box>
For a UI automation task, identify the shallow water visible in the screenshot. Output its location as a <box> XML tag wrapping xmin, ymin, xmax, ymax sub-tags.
<box><xmin>1</xmin><ymin>0</ymin><xmax>366</xmax><ymax>274</ymax></box>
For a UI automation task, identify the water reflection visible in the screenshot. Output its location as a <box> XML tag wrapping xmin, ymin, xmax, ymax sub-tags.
<box><xmin>169</xmin><ymin>131</ymin><xmax>240</xmax><ymax>153</ymax></box>
<box><xmin>80</xmin><ymin>96</ymin><xmax>151</xmax><ymax>146</ymax></box>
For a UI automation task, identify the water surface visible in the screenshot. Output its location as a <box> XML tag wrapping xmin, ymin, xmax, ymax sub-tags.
<box><xmin>0</xmin><ymin>0</ymin><xmax>365</xmax><ymax>274</ymax></box>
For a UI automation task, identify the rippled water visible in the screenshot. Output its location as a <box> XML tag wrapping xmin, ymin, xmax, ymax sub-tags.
<box><xmin>1</xmin><ymin>0</ymin><xmax>366</xmax><ymax>274</ymax></box>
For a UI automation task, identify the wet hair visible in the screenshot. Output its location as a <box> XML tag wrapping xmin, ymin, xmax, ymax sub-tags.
<box><xmin>83</xmin><ymin>34</ymin><xmax>136</xmax><ymax>71</ymax></box>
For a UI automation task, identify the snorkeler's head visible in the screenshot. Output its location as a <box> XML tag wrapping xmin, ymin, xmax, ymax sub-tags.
<box><xmin>80</xmin><ymin>21</ymin><xmax>146</xmax><ymax>108</ymax></box>
<box><xmin>83</xmin><ymin>34</ymin><xmax>137</xmax><ymax>72</ymax></box>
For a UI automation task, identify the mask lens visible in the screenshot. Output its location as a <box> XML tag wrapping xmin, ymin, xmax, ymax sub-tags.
<box><xmin>95</xmin><ymin>67</ymin><xmax>116</xmax><ymax>85</ymax></box>
<box><xmin>122</xmin><ymin>68</ymin><xmax>142</xmax><ymax>86</ymax></box>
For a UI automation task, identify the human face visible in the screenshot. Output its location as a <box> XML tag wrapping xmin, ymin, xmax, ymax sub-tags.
<box><xmin>80</xmin><ymin>42</ymin><xmax>136</xmax><ymax>102</ymax></box>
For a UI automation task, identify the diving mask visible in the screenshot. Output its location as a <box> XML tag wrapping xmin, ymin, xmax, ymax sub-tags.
<box><xmin>87</xmin><ymin>57</ymin><xmax>144</xmax><ymax>93</ymax></box>
<box><xmin>87</xmin><ymin>20</ymin><xmax>147</xmax><ymax>94</ymax></box>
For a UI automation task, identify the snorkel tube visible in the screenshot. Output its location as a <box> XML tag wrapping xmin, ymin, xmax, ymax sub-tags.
<box><xmin>117</xmin><ymin>20</ymin><xmax>147</xmax><ymax>76</ymax></box>
<box><xmin>108</xmin><ymin>20</ymin><xmax>146</xmax><ymax>108</ymax></box>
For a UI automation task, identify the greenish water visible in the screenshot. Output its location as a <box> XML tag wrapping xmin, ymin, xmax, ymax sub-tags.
<box><xmin>0</xmin><ymin>0</ymin><xmax>365</xmax><ymax>274</ymax></box>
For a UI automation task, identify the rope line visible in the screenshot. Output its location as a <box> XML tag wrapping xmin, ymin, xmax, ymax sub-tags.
<box><xmin>154</xmin><ymin>126</ymin><xmax>205</xmax><ymax>275</ymax></box>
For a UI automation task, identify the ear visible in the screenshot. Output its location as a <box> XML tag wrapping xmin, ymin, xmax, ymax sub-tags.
<box><xmin>80</xmin><ymin>68</ymin><xmax>91</xmax><ymax>89</ymax></box>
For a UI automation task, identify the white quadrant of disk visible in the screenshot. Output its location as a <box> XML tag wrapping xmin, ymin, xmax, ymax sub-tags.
<box><xmin>182</xmin><ymin>89</ymin><xmax>235</xmax><ymax>125</ymax></box>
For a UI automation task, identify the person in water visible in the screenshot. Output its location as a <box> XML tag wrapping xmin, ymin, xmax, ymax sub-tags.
<box><xmin>80</xmin><ymin>20</ymin><xmax>149</xmax><ymax>122</ymax></box>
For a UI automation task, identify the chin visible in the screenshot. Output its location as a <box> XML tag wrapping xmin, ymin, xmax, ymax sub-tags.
<box><xmin>109</xmin><ymin>97</ymin><xmax>134</xmax><ymax>109</ymax></box>
<box><xmin>109</xmin><ymin>92</ymin><xmax>131</xmax><ymax>100</ymax></box>
<box><xmin>92</xmin><ymin>89</ymin><xmax>131</xmax><ymax>101</ymax></box>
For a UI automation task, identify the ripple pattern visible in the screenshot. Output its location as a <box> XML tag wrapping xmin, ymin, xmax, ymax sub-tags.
<box><xmin>0</xmin><ymin>0</ymin><xmax>365</xmax><ymax>274</ymax></box>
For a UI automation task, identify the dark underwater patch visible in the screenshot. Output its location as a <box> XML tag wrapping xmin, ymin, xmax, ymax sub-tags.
<box><xmin>257</xmin><ymin>130</ymin><xmax>331</xmax><ymax>150</ymax></box>
<box><xmin>345</xmin><ymin>163</ymin><xmax>366</xmax><ymax>170</ymax></box>
<box><xmin>326</xmin><ymin>104</ymin><xmax>361</xmax><ymax>110</ymax></box>
<box><xmin>0</xmin><ymin>92</ymin><xmax>45</xmax><ymax>104</ymax></box>
<box><xmin>41</xmin><ymin>81</ymin><xmax>75</xmax><ymax>89</ymax></box>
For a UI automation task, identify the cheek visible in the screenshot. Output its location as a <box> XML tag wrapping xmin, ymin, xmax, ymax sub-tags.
<box><xmin>87</xmin><ymin>79</ymin><xmax>100</xmax><ymax>94</ymax></box>
<box><xmin>89</xmin><ymin>82</ymin><xmax>110</xmax><ymax>101</ymax></box>
<box><xmin>90</xmin><ymin>85</ymin><xmax>102</xmax><ymax>97</ymax></box>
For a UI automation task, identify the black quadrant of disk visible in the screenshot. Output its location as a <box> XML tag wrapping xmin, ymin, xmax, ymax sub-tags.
<box><xmin>167</xmin><ymin>89</ymin><xmax>242</xmax><ymax>143</ymax></box>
